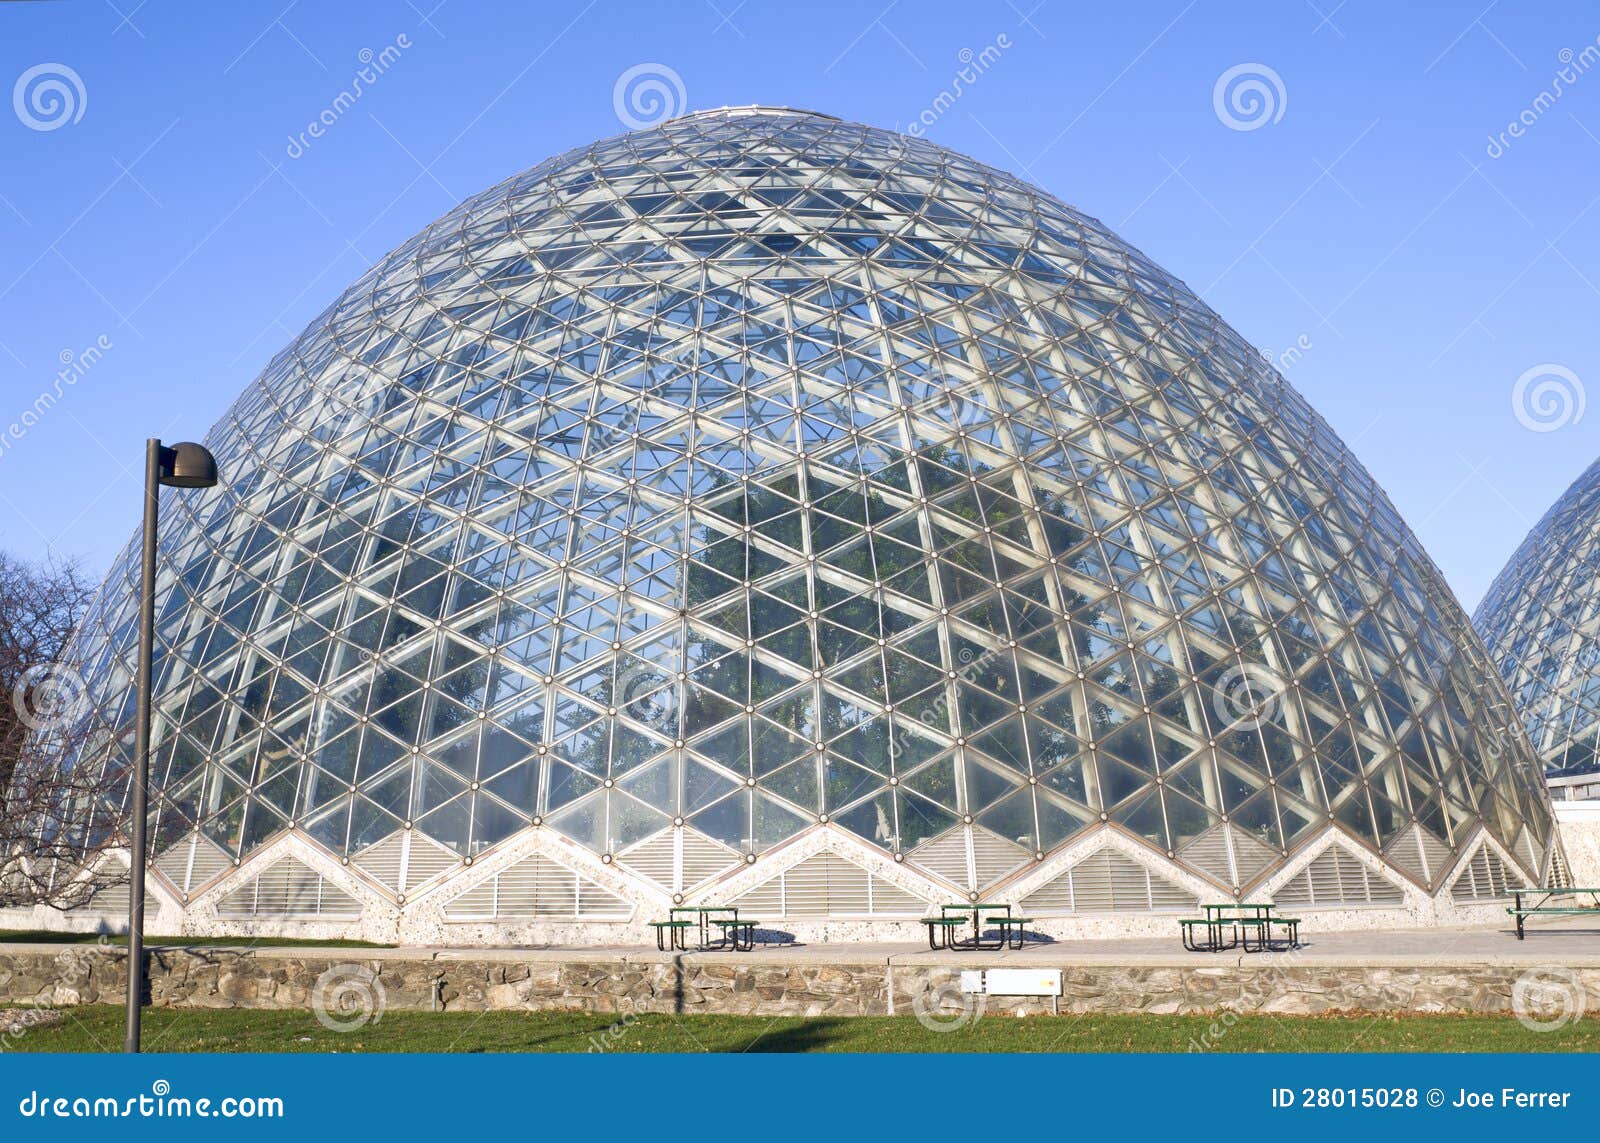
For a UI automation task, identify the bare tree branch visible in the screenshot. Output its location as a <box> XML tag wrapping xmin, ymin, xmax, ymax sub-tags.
<box><xmin>0</xmin><ymin>552</ymin><xmax>126</xmax><ymax>911</ymax></box>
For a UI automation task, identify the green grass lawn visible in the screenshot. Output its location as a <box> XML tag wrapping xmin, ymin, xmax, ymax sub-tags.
<box><xmin>0</xmin><ymin>931</ymin><xmax>388</xmax><ymax>948</ymax></box>
<box><xmin>5</xmin><ymin>1005</ymin><xmax>1595</xmax><ymax>1053</ymax></box>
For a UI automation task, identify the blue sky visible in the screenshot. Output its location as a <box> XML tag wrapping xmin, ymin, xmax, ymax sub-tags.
<box><xmin>2</xmin><ymin>0</ymin><xmax>1598</xmax><ymax>611</ymax></box>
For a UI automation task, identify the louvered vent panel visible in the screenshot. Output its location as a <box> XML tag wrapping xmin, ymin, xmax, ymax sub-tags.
<box><xmin>353</xmin><ymin>833</ymin><xmax>406</xmax><ymax>893</ymax></box>
<box><xmin>154</xmin><ymin>837</ymin><xmax>193</xmax><ymax>889</ymax></box>
<box><xmin>1450</xmin><ymin>845</ymin><xmax>1524</xmax><ymax>901</ymax></box>
<box><xmin>1228</xmin><ymin>829</ymin><xmax>1279</xmax><ymax>886</ymax></box>
<box><xmin>1178</xmin><ymin>826</ymin><xmax>1232</xmax><ymax>884</ymax></box>
<box><xmin>1416</xmin><ymin>828</ymin><xmax>1453</xmax><ymax>885</ymax></box>
<box><xmin>216</xmin><ymin>858</ymin><xmax>361</xmax><ymax>917</ymax></box>
<box><xmin>786</xmin><ymin>852</ymin><xmax>869</xmax><ymax>915</ymax></box>
<box><xmin>497</xmin><ymin>858</ymin><xmax>577</xmax><ymax>916</ymax></box>
<box><xmin>971</xmin><ymin>828</ymin><xmax>1030</xmax><ymax>888</ymax></box>
<box><xmin>908</xmin><ymin>829</ymin><xmax>971</xmax><ymax>888</ymax></box>
<box><xmin>75</xmin><ymin>879</ymin><xmax>130</xmax><ymax>914</ymax></box>
<box><xmin>188</xmin><ymin>838</ymin><xmax>232</xmax><ymax>891</ymax></box>
<box><xmin>727</xmin><ymin>851</ymin><xmax>924</xmax><ymax>917</ymax></box>
<box><xmin>1521</xmin><ymin>830</ymin><xmax>1546</xmax><ymax>879</ymax></box>
<box><xmin>1550</xmin><ymin>846</ymin><xmax>1573</xmax><ymax>889</ymax></box>
<box><xmin>1381</xmin><ymin>825</ymin><xmax>1428</xmax><ymax>884</ymax></box>
<box><xmin>442</xmin><ymin>854</ymin><xmax>630</xmax><ymax>919</ymax></box>
<box><xmin>1276</xmin><ymin>848</ymin><xmax>1403</xmax><ymax>908</ymax></box>
<box><xmin>680</xmin><ymin>830</ymin><xmax>740</xmax><ymax>888</ymax></box>
<box><xmin>617</xmin><ymin>831</ymin><xmax>677</xmax><ymax>889</ymax></box>
<box><xmin>1149</xmin><ymin>868</ymin><xmax>1199</xmax><ymax>909</ymax></box>
<box><xmin>1018</xmin><ymin>872</ymin><xmax>1075</xmax><ymax>912</ymax></box>
<box><xmin>871</xmin><ymin>877</ymin><xmax>929</xmax><ymax>913</ymax></box>
<box><xmin>447</xmin><ymin>882</ymin><xmax>496</xmax><ymax>915</ymax></box>
<box><xmin>1019</xmin><ymin>850</ymin><xmax>1196</xmax><ymax>914</ymax></box>
<box><xmin>726</xmin><ymin>876</ymin><xmax>784</xmax><ymax>915</ymax></box>
<box><xmin>404</xmin><ymin>836</ymin><xmax>459</xmax><ymax>891</ymax></box>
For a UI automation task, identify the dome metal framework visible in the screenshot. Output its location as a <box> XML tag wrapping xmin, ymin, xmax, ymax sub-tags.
<box><xmin>55</xmin><ymin>108</ymin><xmax>1557</xmax><ymax>937</ymax></box>
<box><xmin>1477</xmin><ymin>456</ymin><xmax>1600</xmax><ymax>780</ymax></box>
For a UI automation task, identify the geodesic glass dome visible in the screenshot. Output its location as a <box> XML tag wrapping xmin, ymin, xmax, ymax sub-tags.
<box><xmin>1477</xmin><ymin>457</ymin><xmax>1600</xmax><ymax>780</ymax></box>
<box><xmin>60</xmin><ymin>107</ymin><xmax>1558</xmax><ymax>934</ymax></box>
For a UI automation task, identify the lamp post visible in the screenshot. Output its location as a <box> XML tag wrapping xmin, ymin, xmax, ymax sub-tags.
<box><xmin>125</xmin><ymin>439</ymin><xmax>218</xmax><ymax>1054</ymax></box>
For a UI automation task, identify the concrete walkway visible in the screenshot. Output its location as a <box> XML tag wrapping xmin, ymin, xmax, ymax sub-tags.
<box><xmin>32</xmin><ymin>914</ymin><xmax>1585</xmax><ymax>968</ymax></box>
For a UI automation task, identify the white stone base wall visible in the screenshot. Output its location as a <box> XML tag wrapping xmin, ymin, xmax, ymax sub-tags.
<box><xmin>1556</xmin><ymin>802</ymin><xmax>1600</xmax><ymax>886</ymax></box>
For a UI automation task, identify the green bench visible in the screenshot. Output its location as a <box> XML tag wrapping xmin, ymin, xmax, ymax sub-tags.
<box><xmin>713</xmin><ymin>917</ymin><xmax>759</xmax><ymax>952</ymax></box>
<box><xmin>921</xmin><ymin>915</ymin><xmax>966</xmax><ymax>949</ymax></box>
<box><xmin>648</xmin><ymin>919</ymin><xmax>695</xmax><ymax>951</ymax></box>
<box><xmin>1182</xmin><ymin>903</ymin><xmax>1300</xmax><ymax>952</ymax></box>
<box><xmin>989</xmin><ymin>914</ymin><xmax>1034</xmax><ymax>950</ymax></box>
<box><xmin>1507</xmin><ymin>887</ymin><xmax>1600</xmax><ymax>940</ymax></box>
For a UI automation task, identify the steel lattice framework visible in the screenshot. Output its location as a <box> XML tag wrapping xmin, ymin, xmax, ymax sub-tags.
<box><xmin>1477</xmin><ymin>456</ymin><xmax>1600</xmax><ymax>780</ymax></box>
<box><xmin>63</xmin><ymin>108</ymin><xmax>1556</xmax><ymax>927</ymax></box>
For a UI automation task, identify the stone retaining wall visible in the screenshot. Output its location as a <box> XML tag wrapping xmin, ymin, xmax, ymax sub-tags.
<box><xmin>3</xmin><ymin>944</ymin><xmax>1596</xmax><ymax>1018</ymax></box>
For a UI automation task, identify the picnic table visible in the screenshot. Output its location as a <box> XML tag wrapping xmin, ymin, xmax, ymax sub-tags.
<box><xmin>1507</xmin><ymin>887</ymin><xmax>1600</xmax><ymax>940</ymax></box>
<box><xmin>921</xmin><ymin>903</ymin><xmax>1033</xmax><ymax>950</ymax></box>
<box><xmin>1180</xmin><ymin>902</ymin><xmax>1300</xmax><ymax>952</ymax></box>
<box><xmin>648</xmin><ymin>905</ymin><xmax>760</xmax><ymax>951</ymax></box>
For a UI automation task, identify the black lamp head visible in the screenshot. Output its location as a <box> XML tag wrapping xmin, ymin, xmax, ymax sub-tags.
<box><xmin>158</xmin><ymin>442</ymin><xmax>219</xmax><ymax>489</ymax></box>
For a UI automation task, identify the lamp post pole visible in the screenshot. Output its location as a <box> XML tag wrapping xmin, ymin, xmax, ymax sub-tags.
<box><xmin>124</xmin><ymin>439</ymin><xmax>218</xmax><ymax>1054</ymax></box>
<box><xmin>123</xmin><ymin>440</ymin><xmax>161</xmax><ymax>1054</ymax></box>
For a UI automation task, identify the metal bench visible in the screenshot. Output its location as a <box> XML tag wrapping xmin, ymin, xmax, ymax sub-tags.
<box><xmin>1181</xmin><ymin>903</ymin><xmax>1300</xmax><ymax>952</ymax></box>
<box><xmin>648</xmin><ymin>919</ymin><xmax>695</xmax><ymax>951</ymax></box>
<box><xmin>1506</xmin><ymin>887</ymin><xmax>1600</xmax><ymax>940</ymax></box>
<box><xmin>712</xmin><ymin>917</ymin><xmax>759</xmax><ymax>952</ymax></box>
<box><xmin>921</xmin><ymin>915</ymin><xmax>966</xmax><ymax>949</ymax></box>
<box><xmin>988</xmin><ymin>915</ymin><xmax>1034</xmax><ymax>950</ymax></box>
